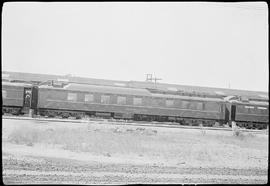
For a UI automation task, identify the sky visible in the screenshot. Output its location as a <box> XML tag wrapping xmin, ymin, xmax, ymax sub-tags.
<box><xmin>1</xmin><ymin>2</ymin><xmax>268</xmax><ymax>92</ymax></box>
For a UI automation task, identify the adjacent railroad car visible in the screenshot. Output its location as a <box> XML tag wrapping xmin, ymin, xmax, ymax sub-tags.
<box><xmin>227</xmin><ymin>100</ymin><xmax>268</xmax><ymax>129</ymax></box>
<box><xmin>2</xmin><ymin>82</ymin><xmax>33</xmax><ymax>115</ymax></box>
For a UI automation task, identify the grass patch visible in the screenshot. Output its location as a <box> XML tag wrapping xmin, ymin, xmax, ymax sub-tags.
<box><xmin>5</xmin><ymin>121</ymin><xmax>268</xmax><ymax>168</ymax></box>
<box><xmin>6</xmin><ymin>124</ymin><xmax>160</xmax><ymax>156</ymax></box>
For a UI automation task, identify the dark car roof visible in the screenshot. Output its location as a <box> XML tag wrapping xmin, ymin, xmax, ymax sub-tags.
<box><xmin>2</xmin><ymin>81</ymin><xmax>32</xmax><ymax>87</ymax></box>
<box><xmin>232</xmin><ymin>100</ymin><xmax>269</xmax><ymax>107</ymax></box>
<box><xmin>40</xmin><ymin>83</ymin><xmax>152</xmax><ymax>97</ymax></box>
<box><xmin>151</xmin><ymin>93</ymin><xmax>225</xmax><ymax>102</ymax></box>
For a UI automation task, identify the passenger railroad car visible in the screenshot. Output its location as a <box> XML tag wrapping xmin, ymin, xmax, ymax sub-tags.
<box><xmin>228</xmin><ymin>100</ymin><xmax>268</xmax><ymax>129</ymax></box>
<box><xmin>2</xmin><ymin>82</ymin><xmax>32</xmax><ymax>115</ymax></box>
<box><xmin>37</xmin><ymin>83</ymin><xmax>227</xmax><ymax>126</ymax></box>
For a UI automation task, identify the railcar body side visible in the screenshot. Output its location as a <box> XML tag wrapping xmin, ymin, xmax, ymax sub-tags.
<box><xmin>37</xmin><ymin>83</ymin><xmax>226</xmax><ymax>125</ymax></box>
<box><xmin>2</xmin><ymin>82</ymin><xmax>33</xmax><ymax>114</ymax></box>
<box><xmin>227</xmin><ymin>101</ymin><xmax>269</xmax><ymax>129</ymax></box>
<box><xmin>2</xmin><ymin>81</ymin><xmax>268</xmax><ymax>129</ymax></box>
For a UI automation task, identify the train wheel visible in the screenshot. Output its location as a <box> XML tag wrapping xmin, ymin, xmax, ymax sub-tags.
<box><xmin>61</xmin><ymin>112</ymin><xmax>69</xmax><ymax>118</ymax></box>
<box><xmin>214</xmin><ymin>121</ymin><xmax>220</xmax><ymax>127</ymax></box>
<box><xmin>11</xmin><ymin>109</ymin><xmax>20</xmax><ymax>115</ymax></box>
<box><xmin>75</xmin><ymin>113</ymin><xmax>83</xmax><ymax>119</ymax></box>
<box><xmin>47</xmin><ymin>111</ymin><xmax>56</xmax><ymax>118</ymax></box>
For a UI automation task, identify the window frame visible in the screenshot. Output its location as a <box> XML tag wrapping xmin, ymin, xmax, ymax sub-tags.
<box><xmin>151</xmin><ymin>97</ymin><xmax>165</xmax><ymax>107</ymax></box>
<box><xmin>204</xmin><ymin>102</ymin><xmax>220</xmax><ymax>111</ymax></box>
<box><xmin>165</xmin><ymin>99</ymin><xmax>174</xmax><ymax>107</ymax></box>
<box><xmin>2</xmin><ymin>90</ymin><xmax>7</xmax><ymax>98</ymax></box>
<box><xmin>85</xmin><ymin>94</ymin><xmax>94</xmax><ymax>102</ymax></box>
<box><xmin>117</xmin><ymin>96</ymin><xmax>127</xmax><ymax>105</ymax></box>
<box><xmin>67</xmin><ymin>92</ymin><xmax>77</xmax><ymax>101</ymax></box>
<box><xmin>133</xmin><ymin>97</ymin><xmax>143</xmax><ymax>106</ymax></box>
<box><xmin>100</xmin><ymin>94</ymin><xmax>110</xmax><ymax>104</ymax></box>
<box><xmin>195</xmin><ymin>102</ymin><xmax>203</xmax><ymax>110</ymax></box>
<box><xmin>181</xmin><ymin>100</ymin><xmax>190</xmax><ymax>109</ymax></box>
<box><xmin>257</xmin><ymin>106</ymin><xmax>268</xmax><ymax>114</ymax></box>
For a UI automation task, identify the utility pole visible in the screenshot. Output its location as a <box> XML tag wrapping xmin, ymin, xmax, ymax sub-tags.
<box><xmin>146</xmin><ymin>74</ymin><xmax>153</xmax><ymax>82</ymax></box>
<box><xmin>145</xmin><ymin>73</ymin><xmax>162</xmax><ymax>84</ymax></box>
<box><xmin>153</xmin><ymin>77</ymin><xmax>162</xmax><ymax>84</ymax></box>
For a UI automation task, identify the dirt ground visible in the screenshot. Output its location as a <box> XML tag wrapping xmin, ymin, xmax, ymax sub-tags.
<box><xmin>2</xmin><ymin>118</ymin><xmax>268</xmax><ymax>184</ymax></box>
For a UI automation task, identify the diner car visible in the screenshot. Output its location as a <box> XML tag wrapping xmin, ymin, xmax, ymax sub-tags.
<box><xmin>36</xmin><ymin>83</ymin><xmax>227</xmax><ymax>126</ymax></box>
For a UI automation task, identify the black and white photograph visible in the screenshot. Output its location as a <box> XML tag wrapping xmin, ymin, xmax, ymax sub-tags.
<box><xmin>2</xmin><ymin>2</ymin><xmax>268</xmax><ymax>184</ymax></box>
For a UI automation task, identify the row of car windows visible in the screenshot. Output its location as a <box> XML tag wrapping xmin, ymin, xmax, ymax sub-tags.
<box><xmin>3</xmin><ymin>89</ymin><xmax>269</xmax><ymax>114</ymax></box>
<box><xmin>66</xmin><ymin>92</ymin><xmax>220</xmax><ymax>111</ymax></box>
<box><xmin>68</xmin><ymin>93</ymin><xmax>143</xmax><ymax>105</ymax></box>
<box><xmin>237</xmin><ymin>105</ymin><xmax>268</xmax><ymax>114</ymax></box>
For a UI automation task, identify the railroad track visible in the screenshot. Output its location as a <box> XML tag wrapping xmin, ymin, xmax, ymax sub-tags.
<box><xmin>2</xmin><ymin>115</ymin><xmax>268</xmax><ymax>134</ymax></box>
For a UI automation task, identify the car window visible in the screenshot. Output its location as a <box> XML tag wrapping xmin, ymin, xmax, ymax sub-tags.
<box><xmin>85</xmin><ymin>94</ymin><xmax>94</xmax><ymax>102</ymax></box>
<box><xmin>133</xmin><ymin>97</ymin><xmax>142</xmax><ymax>105</ymax></box>
<box><xmin>67</xmin><ymin>93</ymin><xmax>77</xmax><ymax>101</ymax></box>
<box><xmin>117</xmin><ymin>96</ymin><xmax>126</xmax><ymax>105</ymax></box>
<box><xmin>101</xmin><ymin>95</ymin><xmax>110</xmax><ymax>104</ymax></box>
